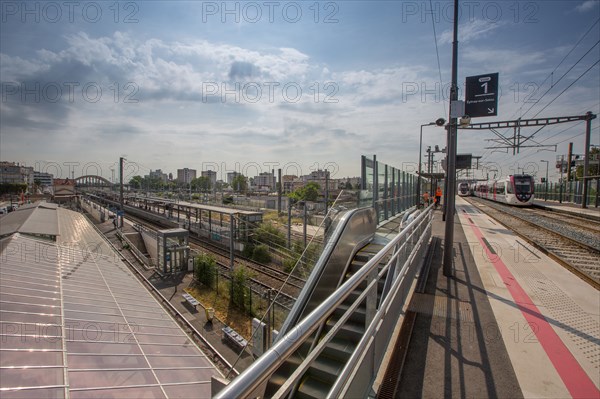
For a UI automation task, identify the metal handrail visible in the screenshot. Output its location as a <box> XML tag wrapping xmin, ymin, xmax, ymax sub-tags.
<box><xmin>330</xmin><ymin>210</ymin><xmax>432</xmax><ymax>398</ymax></box>
<box><xmin>277</xmin><ymin>206</ymin><xmax>373</xmax><ymax>338</ymax></box>
<box><xmin>214</xmin><ymin>205</ymin><xmax>433</xmax><ymax>399</ymax></box>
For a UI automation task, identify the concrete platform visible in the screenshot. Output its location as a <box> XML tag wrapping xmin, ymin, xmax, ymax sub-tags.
<box><xmin>397</xmin><ymin>198</ymin><xmax>600</xmax><ymax>398</ymax></box>
<box><xmin>534</xmin><ymin>199</ymin><xmax>600</xmax><ymax>220</ymax></box>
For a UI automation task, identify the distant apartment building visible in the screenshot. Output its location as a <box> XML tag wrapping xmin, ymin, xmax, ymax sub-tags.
<box><xmin>148</xmin><ymin>169</ymin><xmax>168</xmax><ymax>183</ymax></box>
<box><xmin>339</xmin><ymin>177</ymin><xmax>361</xmax><ymax>189</ymax></box>
<box><xmin>282</xmin><ymin>175</ymin><xmax>297</xmax><ymax>193</ymax></box>
<box><xmin>177</xmin><ymin>168</ymin><xmax>197</xmax><ymax>184</ymax></box>
<box><xmin>254</xmin><ymin>172</ymin><xmax>276</xmax><ymax>191</ymax></box>
<box><xmin>201</xmin><ymin>170</ymin><xmax>217</xmax><ymax>187</ymax></box>
<box><xmin>0</xmin><ymin>161</ymin><xmax>34</xmax><ymax>189</ymax></box>
<box><xmin>226</xmin><ymin>171</ymin><xmax>241</xmax><ymax>186</ymax></box>
<box><xmin>33</xmin><ymin>171</ymin><xmax>54</xmax><ymax>189</ymax></box>
<box><xmin>304</xmin><ymin>169</ymin><xmax>336</xmax><ymax>191</ymax></box>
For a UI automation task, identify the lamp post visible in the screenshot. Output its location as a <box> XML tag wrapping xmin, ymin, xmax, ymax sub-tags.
<box><xmin>417</xmin><ymin>118</ymin><xmax>446</xmax><ymax>205</ymax></box>
<box><xmin>541</xmin><ymin>160</ymin><xmax>549</xmax><ymax>201</ymax></box>
<box><xmin>417</xmin><ymin>122</ymin><xmax>436</xmax><ymax>204</ymax></box>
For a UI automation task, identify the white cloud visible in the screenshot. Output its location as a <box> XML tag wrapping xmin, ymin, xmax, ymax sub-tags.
<box><xmin>462</xmin><ymin>48</ymin><xmax>547</xmax><ymax>75</ymax></box>
<box><xmin>575</xmin><ymin>1</ymin><xmax>598</xmax><ymax>12</ymax></box>
<box><xmin>439</xmin><ymin>19</ymin><xmax>505</xmax><ymax>45</ymax></box>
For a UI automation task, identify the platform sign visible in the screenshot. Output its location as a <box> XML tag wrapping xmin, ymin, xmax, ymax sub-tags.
<box><xmin>456</xmin><ymin>154</ymin><xmax>472</xmax><ymax>170</ymax></box>
<box><xmin>465</xmin><ymin>73</ymin><xmax>498</xmax><ymax>117</ymax></box>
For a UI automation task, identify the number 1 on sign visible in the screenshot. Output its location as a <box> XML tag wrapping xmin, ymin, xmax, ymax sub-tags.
<box><xmin>481</xmin><ymin>81</ymin><xmax>488</xmax><ymax>94</ymax></box>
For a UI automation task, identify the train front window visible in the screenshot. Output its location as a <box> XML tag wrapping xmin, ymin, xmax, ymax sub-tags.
<box><xmin>515</xmin><ymin>179</ymin><xmax>532</xmax><ymax>194</ymax></box>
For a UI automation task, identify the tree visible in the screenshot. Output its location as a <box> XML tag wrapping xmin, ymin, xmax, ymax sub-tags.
<box><xmin>194</xmin><ymin>253</ymin><xmax>217</xmax><ymax>287</ymax></box>
<box><xmin>231</xmin><ymin>175</ymin><xmax>248</xmax><ymax>193</ymax></box>
<box><xmin>289</xmin><ymin>182</ymin><xmax>320</xmax><ymax>202</ymax></box>
<box><xmin>129</xmin><ymin>175</ymin><xmax>143</xmax><ymax>189</ymax></box>
<box><xmin>575</xmin><ymin>147</ymin><xmax>599</xmax><ymax>179</ymax></box>
<box><xmin>230</xmin><ymin>266</ymin><xmax>252</xmax><ymax>312</ymax></box>
<box><xmin>0</xmin><ymin>183</ymin><xmax>27</xmax><ymax>195</ymax></box>
<box><xmin>191</xmin><ymin>176</ymin><xmax>211</xmax><ymax>192</ymax></box>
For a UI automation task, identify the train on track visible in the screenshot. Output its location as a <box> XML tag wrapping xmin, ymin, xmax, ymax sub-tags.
<box><xmin>472</xmin><ymin>175</ymin><xmax>535</xmax><ymax>206</ymax></box>
<box><xmin>458</xmin><ymin>182</ymin><xmax>472</xmax><ymax>197</ymax></box>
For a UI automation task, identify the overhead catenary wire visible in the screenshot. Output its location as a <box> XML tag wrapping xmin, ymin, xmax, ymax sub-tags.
<box><xmin>531</xmin><ymin>59</ymin><xmax>600</xmax><ymax>118</ymax></box>
<box><xmin>508</xmin><ymin>18</ymin><xmax>599</xmax><ymax>119</ymax></box>
<box><xmin>477</xmin><ymin>18</ymin><xmax>600</xmax><ymax>163</ymax></box>
<box><xmin>429</xmin><ymin>0</ymin><xmax>447</xmax><ymax>120</ymax></box>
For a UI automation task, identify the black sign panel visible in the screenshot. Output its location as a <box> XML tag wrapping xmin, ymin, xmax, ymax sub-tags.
<box><xmin>456</xmin><ymin>154</ymin><xmax>472</xmax><ymax>170</ymax></box>
<box><xmin>465</xmin><ymin>73</ymin><xmax>498</xmax><ymax>118</ymax></box>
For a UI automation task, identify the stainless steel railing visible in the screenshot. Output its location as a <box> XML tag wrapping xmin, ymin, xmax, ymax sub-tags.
<box><xmin>214</xmin><ymin>205</ymin><xmax>433</xmax><ymax>399</ymax></box>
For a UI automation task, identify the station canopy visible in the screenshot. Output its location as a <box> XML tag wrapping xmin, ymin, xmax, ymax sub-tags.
<box><xmin>0</xmin><ymin>203</ymin><xmax>221</xmax><ymax>398</ymax></box>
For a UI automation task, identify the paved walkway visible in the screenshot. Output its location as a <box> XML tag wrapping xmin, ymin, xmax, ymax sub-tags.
<box><xmin>398</xmin><ymin>208</ymin><xmax>523</xmax><ymax>398</ymax></box>
<box><xmin>397</xmin><ymin>199</ymin><xmax>600</xmax><ymax>398</ymax></box>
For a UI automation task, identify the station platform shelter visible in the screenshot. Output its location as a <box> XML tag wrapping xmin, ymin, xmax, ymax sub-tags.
<box><xmin>125</xmin><ymin>196</ymin><xmax>263</xmax><ymax>244</ymax></box>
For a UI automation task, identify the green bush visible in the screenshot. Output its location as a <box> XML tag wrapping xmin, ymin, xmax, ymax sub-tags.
<box><xmin>242</xmin><ymin>243</ymin><xmax>255</xmax><ymax>258</ymax></box>
<box><xmin>222</xmin><ymin>195</ymin><xmax>234</xmax><ymax>205</ymax></box>
<box><xmin>230</xmin><ymin>266</ymin><xmax>251</xmax><ymax>311</ymax></box>
<box><xmin>253</xmin><ymin>222</ymin><xmax>286</xmax><ymax>248</ymax></box>
<box><xmin>194</xmin><ymin>252</ymin><xmax>216</xmax><ymax>287</ymax></box>
<box><xmin>282</xmin><ymin>257</ymin><xmax>298</xmax><ymax>273</ymax></box>
<box><xmin>252</xmin><ymin>244</ymin><xmax>272</xmax><ymax>263</ymax></box>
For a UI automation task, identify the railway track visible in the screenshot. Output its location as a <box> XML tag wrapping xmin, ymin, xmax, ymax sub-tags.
<box><xmin>189</xmin><ymin>235</ymin><xmax>306</xmax><ymax>291</ymax></box>
<box><xmin>123</xmin><ymin>211</ymin><xmax>302</xmax><ymax>309</ymax></box>
<box><xmin>85</xmin><ymin>196</ymin><xmax>307</xmax><ymax>308</ymax></box>
<box><xmin>527</xmin><ymin>206</ymin><xmax>600</xmax><ymax>240</ymax></box>
<box><xmin>465</xmin><ymin>197</ymin><xmax>600</xmax><ymax>288</ymax></box>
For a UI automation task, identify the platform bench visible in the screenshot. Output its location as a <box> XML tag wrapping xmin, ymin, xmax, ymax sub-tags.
<box><xmin>182</xmin><ymin>293</ymin><xmax>199</xmax><ymax>309</ymax></box>
<box><xmin>222</xmin><ymin>326</ymin><xmax>248</xmax><ymax>351</ymax></box>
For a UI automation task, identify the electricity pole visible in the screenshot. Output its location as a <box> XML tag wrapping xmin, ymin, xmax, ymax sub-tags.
<box><xmin>443</xmin><ymin>0</ymin><xmax>459</xmax><ymax>277</ymax></box>
<box><xmin>119</xmin><ymin>157</ymin><xmax>124</xmax><ymax>211</ymax></box>
<box><xmin>582</xmin><ymin>112</ymin><xmax>597</xmax><ymax>208</ymax></box>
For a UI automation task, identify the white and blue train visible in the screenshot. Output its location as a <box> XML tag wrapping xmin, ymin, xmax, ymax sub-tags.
<box><xmin>458</xmin><ymin>182</ymin><xmax>472</xmax><ymax>197</ymax></box>
<box><xmin>472</xmin><ymin>175</ymin><xmax>535</xmax><ymax>206</ymax></box>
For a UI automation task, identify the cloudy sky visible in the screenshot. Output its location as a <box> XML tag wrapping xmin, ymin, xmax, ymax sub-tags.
<box><xmin>1</xmin><ymin>0</ymin><xmax>599</xmax><ymax>182</ymax></box>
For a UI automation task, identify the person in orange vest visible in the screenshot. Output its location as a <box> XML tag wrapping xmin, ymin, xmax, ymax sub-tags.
<box><xmin>422</xmin><ymin>191</ymin><xmax>430</xmax><ymax>206</ymax></box>
<box><xmin>435</xmin><ymin>186</ymin><xmax>442</xmax><ymax>207</ymax></box>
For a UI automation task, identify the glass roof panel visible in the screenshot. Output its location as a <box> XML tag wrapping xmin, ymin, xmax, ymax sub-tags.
<box><xmin>67</xmin><ymin>354</ymin><xmax>150</xmax><ymax>369</ymax></box>
<box><xmin>0</xmin><ymin>285</ymin><xmax>59</xmax><ymax>299</ymax></box>
<box><xmin>0</xmin><ymin>334</ymin><xmax>63</xmax><ymax>350</ymax></box>
<box><xmin>1</xmin><ymin>209</ymin><xmax>221</xmax><ymax>398</ymax></box>
<box><xmin>154</xmin><ymin>368</ymin><xmax>214</xmax><ymax>384</ymax></box>
<box><xmin>0</xmin><ymin>311</ymin><xmax>61</xmax><ymax>325</ymax></box>
<box><xmin>0</xmin><ymin>387</ymin><xmax>66</xmax><ymax>399</ymax></box>
<box><xmin>162</xmin><ymin>382</ymin><xmax>213</xmax><ymax>399</ymax></box>
<box><xmin>135</xmin><ymin>333</ymin><xmax>191</xmax><ymax>345</ymax></box>
<box><xmin>0</xmin><ymin>367</ymin><xmax>65</xmax><ymax>390</ymax></box>
<box><xmin>146</xmin><ymin>355</ymin><xmax>209</xmax><ymax>368</ymax></box>
<box><xmin>66</xmin><ymin>341</ymin><xmax>143</xmax><ymax>355</ymax></box>
<box><xmin>69</xmin><ymin>386</ymin><xmax>166</xmax><ymax>399</ymax></box>
<box><xmin>68</xmin><ymin>369</ymin><xmax>158</xmax><ymax>390</ymax></box>
<box><xmin>0</xmin><ymin>350</ymin><xmax>64</xmax><ymax>367</ymax></box>
<box><xmin>139</xmin><ymin>343</ymin><xmax>202</xmax><ymax>356</ymax></box>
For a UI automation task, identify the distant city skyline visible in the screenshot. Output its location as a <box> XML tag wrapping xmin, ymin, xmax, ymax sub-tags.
<box><xmin>1</xmin><ymin>1</ymin><xmax>599</xmax><ymax>182</ymax></box>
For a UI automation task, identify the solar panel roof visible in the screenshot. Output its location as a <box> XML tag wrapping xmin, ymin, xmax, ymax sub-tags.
<box><xmin>0</xmin><ymin>205</ymin><xmax>222</xmax><ymax>398</ymax></box>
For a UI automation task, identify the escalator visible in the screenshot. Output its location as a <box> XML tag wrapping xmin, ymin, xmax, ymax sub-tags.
<box><xmin>263</xmin><ymin>207</ymin><xmax>391</xmax><ymax>398</ymax></box>
<box><xmin>214</xmin><ymin>205</ymin><xmax>433</xmax><ymax>399</ymax></box>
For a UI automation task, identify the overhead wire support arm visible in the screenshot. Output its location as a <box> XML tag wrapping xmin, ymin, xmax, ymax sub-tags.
<box><xmin>457</xmin><ymin>114</ymin><xmax>595</xmax><ymax>130</ymax></box>
<box><xmin>460</xmin><ymin>113</ymin><xmax>597</xmax><ymax>154</ymax></box>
